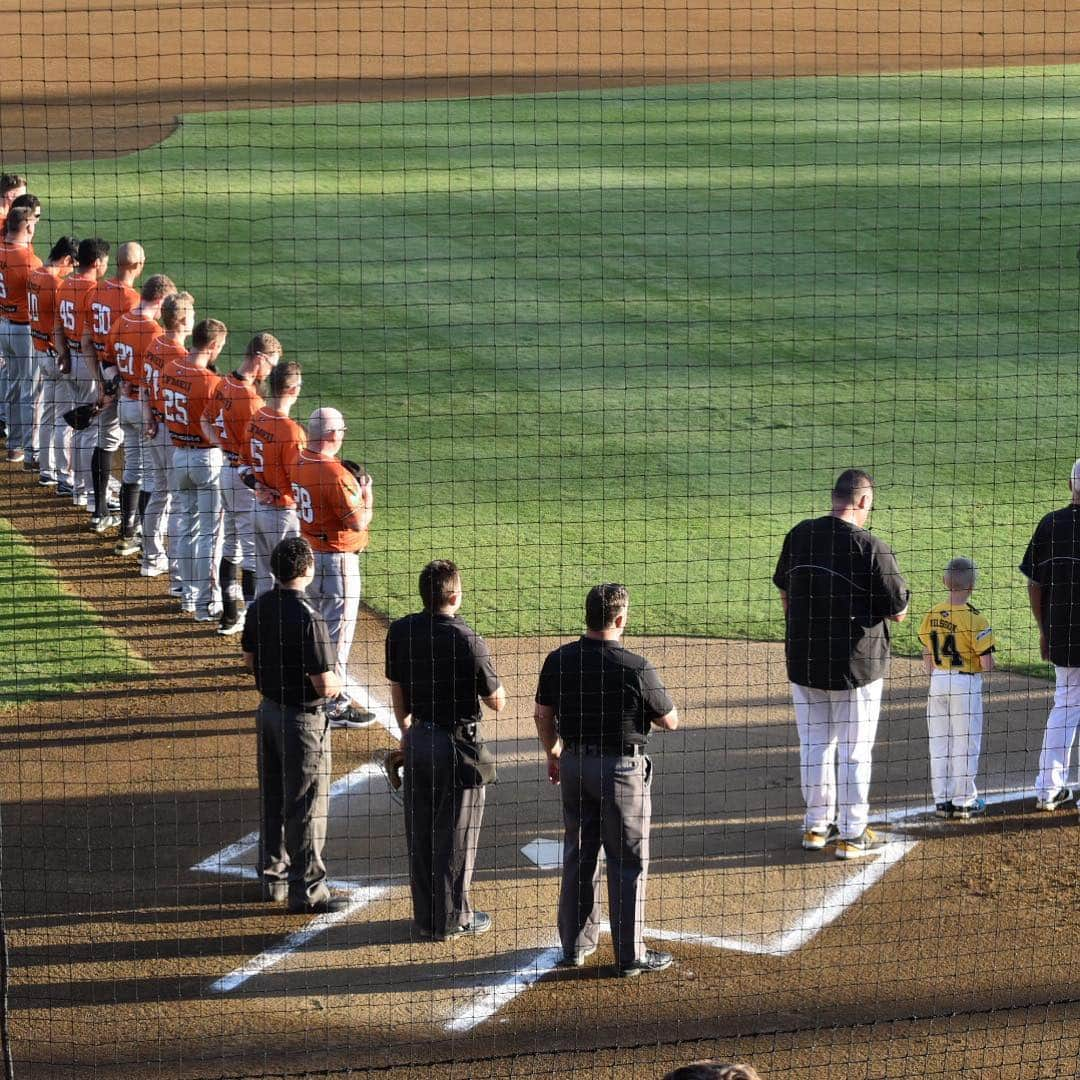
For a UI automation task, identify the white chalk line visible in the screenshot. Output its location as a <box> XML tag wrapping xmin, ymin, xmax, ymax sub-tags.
<box><xmin>444</xmin><ymin>944</ymin><xmax>564</xmax><ymax>1033</ymax></box>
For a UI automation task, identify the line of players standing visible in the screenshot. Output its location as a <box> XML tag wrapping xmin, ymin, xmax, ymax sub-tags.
<box><xmin>0</xmin><ymin>174</ymin><xmax>376</xmax><ymax>729</ymax></box>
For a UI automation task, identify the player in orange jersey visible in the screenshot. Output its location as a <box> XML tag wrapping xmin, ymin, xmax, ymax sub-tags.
<box><xmin>247</xmin><ymin>360</ymin><xmax>305</xmax><ymax>600</ymax></box>
<box><xmin>0</xmin><ymin>206</ymin><xmax>42</xmax><ymax>463</ymax></box>
<box><xmin>107</xmin><ymin>273</ymin><xmax>176</xmax><ymax>554</ymax></box>
<box><xmin>202</xmin><ymin>332</ymin><xmax>281</xmax><ymax>635</ymax></box>
<box><xmin>141</xmin><ymin>291</ymin><xmax>193</xmax><ymax>580</ymax></box>
<box><xmin>82</xmin><ymin>241</ymin><xmax>144</xmax><ymax>532</ymax></box>
<box><xmin>290</xmin><ymin>406</ymin><xmax>376</xmax><ymax>728</ymax></box>
<box><xmin>0</xmin><ymin>173</ymin><xmax>27</xmax><ymax>438</ymax></box>
<box><xmin>161</xmin><ymin>317</ymin><xmax>226</xmax><ymax>619</ymax></box>
<box><xmin>55</xmin><ymin>238</ymin><xmax>110</xmax><ymax>510</ymax></box>
<box><xmin>27</xmin><ymin>235</ymin><xmax>78</xmax><ymax>488</ymax></box>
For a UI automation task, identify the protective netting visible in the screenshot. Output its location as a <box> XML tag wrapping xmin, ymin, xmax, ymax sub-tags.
<box><xmin>3</xmin><ymin>2</ymin><xmax>1080</xmax><ymax>1079</ymax></box>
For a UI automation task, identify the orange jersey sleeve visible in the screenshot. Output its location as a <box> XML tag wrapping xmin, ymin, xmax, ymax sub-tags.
<box><xmin>88</xmin><ymin>279</ymin><xmax>139</xmax><ymax>357</ymax></box>
<box><xmin>107</xmin><ymin>312</ymin><xmax>163</xmax><ymax>397</ymax></box>
<box><xmin>209</xmin><ymin>374</ymin><xmax>264</xmax><ymax>465</ymax></box>
<box><xmin>161</xmin><ymin>360</ymin><xmax>221</xmax><ymax>447</ymax></box>
<box><xmin>56</xmin><ymin>275</ymin><xmax>98</xmax><ymax>352</ymax></box>
<box><xmin>246</xmin><ymin>408</ymin><xmax>305</xmax><ymax>507</ymax></box>
<box><xmin>0</xmin><ymin>240</ymin><xmax>43</xmax><ymax>322</ymax></box>
<box><xmin>291</xmin><ymin>451</ymin><xmax>369</xmax><ymax>554</ymax></box>
<box><xmin>144</xmin><ymin>336</ymin><xmax>187</xmax><ymax>418</ymax></box>
<box><xmin>28</xmin><ymin>265</ymin><xmax>69</xmax><ymax>353</ymax></box>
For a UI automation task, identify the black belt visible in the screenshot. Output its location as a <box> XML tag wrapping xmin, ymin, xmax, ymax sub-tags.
<box><xmin>563</xmin><ymin>740</ymin><xmax>646</xmax><ymax>757</ymax></box>
<box><xmin>415</xmin><ymin>719</ymin><xmax>478</xmax><ymax>738</ymax></box>
<box><xmin>269</xmin><ymin>699</ymin><xmax>324</xmax><ymax>715</ymax></box>
<box><xmin>3</xmin><ymin>318</ymin><xmax>28</xmax><ymax>326</ymax></box>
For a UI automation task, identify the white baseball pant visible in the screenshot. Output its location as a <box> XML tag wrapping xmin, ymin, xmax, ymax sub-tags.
<box><xmin>252</xmin><ymin>504</ymin><xmax>300</xmax><ymax>599</ymax></box>
<box><xmin>220</xmin><ymin>465</ymin><xmax>257</xmax><ymax>571</ymax></box>
<box><xmin>1035</xmin><ymin>665</ymin><xmax>1080</xmax><ymax>801</ymax></box>
<box><xmin>791</xmin><ymin>679</ymin><xmax>883</xmax><ymax>839</ymax></box>
<box><xmin>170</xmin><ymin>445</ymin><xmax>223</xmax><ymax>612</ymax></box>
<box><xmin>308</xmin><ymin>550</ymin><xmax>361</xmax><ymax>686</ymax></box>
<box><xmin>0</xmin><ymin>320</ymin><xmax>37</xmax><ymax>456</ymax></box>
<box><xmin>37</xmin><ymin>353</ymin><xmax>72</xmax><ymax>484</ymax></box>
<box><xmin>926</xmin><ymin>670</ymin><xmax>983</xmax><ymax>807</ymax></box>
<box><xmin>117</xmin><ymin>397</ymin><xmax>145</xmax><ymax>485</ymax></box>
<box><xmin>68</xmin><ymin>350</ymin><xmax>98</xmax><ymax>500</ymax></box>
<box><xmin>142</xmin><ymin>422</ymin><xmax>172</xmax><ymax>573</ymax></box>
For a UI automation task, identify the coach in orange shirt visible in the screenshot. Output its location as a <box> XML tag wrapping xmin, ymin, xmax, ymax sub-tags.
<box><xmin>0</xmin><ymin>206</ymin><xmax>42</xmax><ymax>463</ymax></box>
<box><xmin>290</xmin><ymin>407</ymin><xmax>375</xmax><ymax>728</ymax></box>
<box><xmin>161</xmin><ymin>318</ymin><xmax>226</xmax><ymax>620</ymax></box>
<box><xmin>247</xmin><ymin>360</ymin><xmax>305</xmax><ymax>601</ymax></box>
<box><xmin>27</xmin><ymin>235</ymin><xmax>78</xmax><ymax>488</ymax></box>
<box><xmin>203</xmin><ymin>332</ymin><xmax>281</xmax><ymax>635</ymax></box>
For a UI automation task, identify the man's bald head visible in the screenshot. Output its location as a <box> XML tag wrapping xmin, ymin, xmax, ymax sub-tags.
<box><xmin>308</xmin><ymin>407</ymin><xmax>347</xmax><ymax>442</ymax></box>
<box><xmin>117</xmin><ymin>241</ymin><xmax>145</xmax><ymax>268</ymax></box>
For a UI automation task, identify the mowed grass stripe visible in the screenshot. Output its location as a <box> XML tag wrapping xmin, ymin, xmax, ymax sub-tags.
<box><xmin>14</xmin><ymin>71</ymin><xmax>1080</xmax><ymax>671</ymax></box>
<box><xmin>0</xmin><ymin>519</ymin><xmax>149</xmax><ymax>706</ymax></box>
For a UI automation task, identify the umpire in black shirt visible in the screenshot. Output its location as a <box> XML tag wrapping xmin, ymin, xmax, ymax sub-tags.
<box><xmin>534</xmin><ymin>583</ymin><xmax>679</xmax><ymax>977</ymax></box>
<box><xmin>241</xmin><ymin>537</ymin><xmax>348</xmax><ymax>914</ymax></box>
<box><xmin>385</xmin><ymin>560</ymin><xmax>506</xmax><ymax>940</ymax></box>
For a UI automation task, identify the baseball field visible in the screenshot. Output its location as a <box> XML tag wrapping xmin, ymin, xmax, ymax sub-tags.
<box><xmin>4</xmin><ymin>0</ymin><xmax>1080</xmax><ymax>1077</ymax></box>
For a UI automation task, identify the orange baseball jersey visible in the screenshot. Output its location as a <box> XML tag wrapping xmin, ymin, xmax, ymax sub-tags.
<box><xmin>144</xmin><ymin>335</ymin><xmax>187</xmax><ymax>419</ymax></box>
<box><xmin>289</xmin><ymin>449</ymin><xmax>370</xmax><ymax>554</ymax></box>
<box><xmin>161</xmin><ymin>358</ymin><xmax>221</xmax><ymax>448</ymax></box>
<box><xmin>246</xmin><ymin>407</ymin><xmax>305</xmax><ymax>508</ymax></box>
<box><xmin>88</xmin><ymin>278</ymin><xmax>139</xmax><ymax>359</ymax></box>
<box><xmin>55</xmin><ymin>273</ymin><xmax>99</xmax><ymax>353</ymax></box>
<box><xmin>107</xmin><ymin>311</ymin><xmax>163</xmax><ymax>399</ymax></box>
<box><xmin>0</xmin><ymin>239</ymin><xmax>42</xmax><ymax>323</ymax></box>
<box><xmin>209</xmin><ymin>373</ymin><xmax>264</xmax><ymax>466</ymax></box>
<box><xmin>27</xmin><ymin>264</ymin><xmax>71</xmax><ymax>353</ymax></box>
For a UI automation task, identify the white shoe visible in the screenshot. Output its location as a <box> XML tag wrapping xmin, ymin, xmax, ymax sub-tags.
<box><xmin>89</xmin><ymin>514</ymin><xmax>120</xmax><ymax>534</ymax></box>
<box><xmin>217</xmin><ymin>613</ymin><xmax>246</xmax><ymax>636</ymax></box>
<box><xmin>140</xmin><ymin>562</ymin><xmax>168</xmax><ymax>577</ymax></box>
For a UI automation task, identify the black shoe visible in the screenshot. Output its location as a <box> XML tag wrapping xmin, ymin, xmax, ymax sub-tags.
<box><xmin>618</xmin><ymin>949</ymin><xmax>673</xmax><ymax>978</ymax></box>
<box><xmin>435</xmin><ymin>911</ymin><xmax>492</xmax><ymax>940</ymax></box>
<box><xmin>558</xmin><ymin>943</ymin><xmax>598</xmax><ymax>968</ymax></box>
<box><xmin>327</xmin><ymin>702</ymin><xmax>378</xmax><ymax>729</ymax></box>
<box><xmin>935</xmin><ymin>801</ymin><xmax>954</xmax><ymax>819</ymax></box>
<box><xmin>287</xmin><ymin>894</ymin><xmax>352</xmax><ymax>915</ymax></box>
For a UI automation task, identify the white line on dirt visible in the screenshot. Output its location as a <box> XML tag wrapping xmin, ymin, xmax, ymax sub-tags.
<box><xmin>444</xmin><ymin>945</ymin><xmax>564</xmax><ymax>1033</ymax></box>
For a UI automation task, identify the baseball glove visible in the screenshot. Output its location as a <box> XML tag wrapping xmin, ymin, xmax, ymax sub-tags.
<box><xmin>342</xmin><ymin>459</ymin><xmax>370</xmax><ymax>484</ymax></box>
<box><xmin>239</xmin><ymin>468</ymin><xmax>257</xmax><ymax>491</ymax></box>
<box><xmin>63</xmin><ymin>402</ymin><xmax>101</xmax><ymax>431</ymax></box>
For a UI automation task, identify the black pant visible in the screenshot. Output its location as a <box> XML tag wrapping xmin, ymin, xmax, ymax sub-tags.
<box><xmin>403</xmin><ymin>723</ymin><xmax>486</xmax><ymax>936</ymax></box>
<box><xmin>558</xmin><ymin>750</ymin><xmax>652</xmax><ymax>968</ymax></box>
<box><xmin>256</xmin><ymin>699</ymin><xmax>331</xmax><ymax>906</ymax></box>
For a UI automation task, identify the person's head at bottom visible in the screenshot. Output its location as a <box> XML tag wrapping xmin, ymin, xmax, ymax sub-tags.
<box><xmin>271</xmin><ymin>536</ymin><xmax>314</xmax><ymax>589</ymax></box>
<box><xmin>584</xmin><ymin>581</ymin><xmax>629</xmax><ymax>638</ymax></box>
<box><xmin>419</xmin><ymin>558</ymin><xmax>462</xmax><ymax>615</ymax></box>
<box><xmin>662</xmin><ymin>1063</ymin><xmax>762</xmax><ymax>1080</ymax></box>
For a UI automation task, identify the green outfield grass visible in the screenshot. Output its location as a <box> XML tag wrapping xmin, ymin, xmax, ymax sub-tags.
<box><xmin>15</xmin><ymin>68</ymin><xmax>1080</xmax><ymax>671</ymax></box>
<box><xmin>0</xmin><ymin>521</ymin><xmax>148</xmax><ymax>704</ymax></box>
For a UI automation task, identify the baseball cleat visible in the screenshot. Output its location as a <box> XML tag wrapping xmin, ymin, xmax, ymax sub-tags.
<box><xmin>951</xmin><ymin>798</ymin><xmax>985</xmax><ymax>820</ymax></box>
<box><xmin>194</xmin><ymin>608</ymin><xmax>219</xmax><ymax>622</ymax></box>
<box><xmin>179</xmin><ymin>600</ymin><xmax>196</xmax><ymax>615</ymax></box>
<box><xmin>38</xmin><ymin>474</ymin><xmax>57</xmax><ymax>487</ymax></box>
<box><xmin>558</xmin><ymin>943</ymin><xmax>598</xmax><ymax>968</ymax></box>
<box><xmin>89</xmin><ymin>513</ymin><xmax>120</xmax><ymax>533</ymax></box>
<box><xmin>55</xmin><ymin>480</ymin><xmax>74</xmax><ymax>496</ymax></box>
<box><xmin>113</xmin><ymin>535</ymin><xmax>141</xmax><ymax>556</ymax></box>
<box><xmin>801</xmin><ymin>823</ymin><xmax>840</xmax><ymax>850</ymax></box>
<box><xmin>140</xmin><ymin>562</ymin><xmax>168</xmax><ymax>577</ymax></box>
<box><xmin>22</xmin><ymin>457</ymin><xmax>38</xmax><ymax>472</ymax></box>
<box><xmin>73</xmin><ymin>493</ymin><xmax>88</xmax><ymax>508</ymax></box>
<box><xmin>217</xmin><ymin>614</ymin><xmax>246</xmax><ymax>636</ymax></box>
<box><xmin>1035</xmin><ymin>787</ymin><xmax>1072</xmax><ymax>811</ymax></box>
<box><xmin>5</xmin><ymin>449</ymin><xmax>25</xmax><ymax>463</ymax></box>
<box><xmin>935</xmin><ymin>802</ymin><xmax>954</xmax><ymax>819</ymax></box>
<box><xmin>835</xmin><ymin>827</ymin><xmax>887</xmax><ymax>860</ymax></box>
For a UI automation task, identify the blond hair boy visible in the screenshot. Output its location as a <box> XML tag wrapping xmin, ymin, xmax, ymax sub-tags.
<box><xmin>917</xmin><ymin>557</ymin><xmax>996</xmax><ymax>819</ymax></box>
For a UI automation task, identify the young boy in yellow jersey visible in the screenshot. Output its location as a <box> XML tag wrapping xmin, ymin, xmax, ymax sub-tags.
<box><xmin>918</xmin><ymin>557</ymin><xmax>996</xmax><ymax>819</ymax></box>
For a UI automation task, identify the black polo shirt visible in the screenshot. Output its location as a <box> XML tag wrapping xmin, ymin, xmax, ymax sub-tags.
<box><xmin>773</xmin><ymin>515</ymin><xmax>910</xmax><ymax>691</ymax></box>
<box><xmin>534</xmin><ymin>636</ymin><xmax>674</xmax><ymax>748</ymax></box>
<box><xmin>384</xmin><ymin>612</ymin><xmax>500</xmax><ymax>728</ymax></box>
<box><xmin>1020</xmin><ymin>503</ymin><xmax>1080</xmax><ymax>666</ymax></box>
<box><xmin>241</xmin><ymin>587</ymin><xmax>335</xmax><ymax>708</ymax></box>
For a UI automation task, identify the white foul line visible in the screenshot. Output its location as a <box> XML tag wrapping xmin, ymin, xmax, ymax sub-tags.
<box><xmin>444</xmin><ymin>945</ymin><xmax>564</xmax><ymax>1033</ymax></box>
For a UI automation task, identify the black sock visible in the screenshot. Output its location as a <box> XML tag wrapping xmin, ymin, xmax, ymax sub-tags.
<box><xmin>138</xmin><ymin>489</ymin><xmax>151</xmax><ymax>524</ymax></box>
<box><xmin>220</xmin><ymin>559</ymin><xmax>239</xmax><ymax>625</ymax></box>
<box><xmin>91</xmin><ymin>448</ymin><xmax>105</xmax><ymax>515</ymax></box>
<box><xmin>241</xmin><ymin>568</ymin><xmax>256</xmax><ymax>603</ymax></box>
<box><xmin>120</xmin><ymin>482</ymin><xmax>140</xmax><ymax>538</ymax></box>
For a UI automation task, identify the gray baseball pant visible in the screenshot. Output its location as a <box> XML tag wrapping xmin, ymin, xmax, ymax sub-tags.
<box><xmin>252</xmin><ymin>504</ymin><xmax>299</xmax><ymax>599</ymax></box>
<box><xmin>170</xmin><ymin>445</ymin><xmax>223</xmax><ymax>611</ymax></box>
<box><xmin>558</xmin><ymin>750</ymin><xmax>652</xmax><ymax>969</ymax></box>
<box><xmin>403</xmin><ymin>722</ymin><xmax>486</xmax><ymax>937</ymax></box>
<box><xmin>221</xmin><ymin>464</ymin><xmax>257</xmax><ymax>571</ymax></box>
<box><xmin>68</xmin><ymin>350</ymin><xmax>98</xmax><ymax>500</ymax></box>
<box><xmin>308</xmin><ymin>550</ymin><xmax>361</xmax><ymax>687</ymax></box>
<box><xmin>38</xmin><ymin>354</ymin><xmax>72</xmax><ymax>484</ymax></box>
<box><xmin>0</xmin><ymin>320</ymin><xmax>37</xmax><ymax>456</ymax></box>
<box><xmin>117</xmin><ymin>397</ymin><xmax>144</xmax><ymax>485</ymax></box>
<box><xmin>256</xmin><ymin>698</ymin><xmax>332</xmax><ymax>907</ymax></box>
<box><xmin>142</xmin><ymin>422</ymin><xmax>172</xmax><ymax>573</ymax></box>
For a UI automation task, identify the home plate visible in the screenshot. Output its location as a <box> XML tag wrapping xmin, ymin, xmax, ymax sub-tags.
<box><xmin>521</xmin><ymin>837</ymin><xmax>563</xmax><ymax>870</ymax></box>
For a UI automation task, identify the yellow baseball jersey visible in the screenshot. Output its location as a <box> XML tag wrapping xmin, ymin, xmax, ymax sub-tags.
<box><xmin>918</xmin><ymin>601</ymin><xmax>995</xmax><ymax>674</ymax></box>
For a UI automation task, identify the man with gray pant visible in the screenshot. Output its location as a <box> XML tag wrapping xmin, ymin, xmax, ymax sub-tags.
<box><xmin>241</xmin><ymin>536</ymin><xmax>349</xmax><ymax>915</ymax></box>
<box><xmin>385</xmin><ymin>560</ymin><xmax>506</xmax><ymax>940</ymax></box>
<box><xmin>534</xmin><ymin>583</ymin><xmax>679</xmax><ymax>977</ymax></box>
